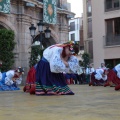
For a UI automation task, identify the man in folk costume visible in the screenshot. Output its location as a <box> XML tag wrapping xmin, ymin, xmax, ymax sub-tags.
<box><xmin>104</xmin><ymin>64</ymin><xmax>120</xmax><ymax>90</ymax></box>
<box><xmin>0</xmin><ymin>67</ymin><xmax>24</xmax><ymax>91</ymax></box>
<box><xmin>30</xmin><ymin>41</ymin><xmax>81</xmax><ymax>95</ymax></box>
<box><xmin>89</xmin><ymin>68</ymin><xmax>109</xmax><ymax>86</ymax></box>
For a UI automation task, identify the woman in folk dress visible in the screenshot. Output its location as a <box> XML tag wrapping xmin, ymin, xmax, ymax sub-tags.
<box><xmin>0</xmin><ymin>67</ymin><xmax>24</xmax><ymax>91</ymax></box>
<box><xmin>34</xmin><ymin>42</ymin><xmax>80</xmax><ymax>95</ymax></box>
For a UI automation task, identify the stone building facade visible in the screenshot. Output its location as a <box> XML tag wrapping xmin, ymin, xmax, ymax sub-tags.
<box><xmin>0</xmin><ymin>0</ymin><xmax>74</xmax><ymax>80</ymax></box>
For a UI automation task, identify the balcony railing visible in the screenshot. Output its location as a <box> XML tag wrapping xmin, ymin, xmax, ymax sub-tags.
<box><xmin>105</xmin><ymin>1</ymin><xmax>120</xmax><ymax>12</ymax></box>
<box><xmin>104</xmin><ymin>34</ymin><xmax>120</xmax><ymax>46</ymax></box>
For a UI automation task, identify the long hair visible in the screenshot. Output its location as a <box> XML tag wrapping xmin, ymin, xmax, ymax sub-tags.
<box><xmin>61</xmin><ymin>46</ymin><xmax>70</xmax><ymax>58</ymax></box>
<box><xmin>61</xmin><ymin>44</ymin><xmax>79</xmax><ymax>57</ymax></box>
<box><xmin>73</xmin><ymin>44</ymin><xmax>79</xmax><ymax>55</ymax></box>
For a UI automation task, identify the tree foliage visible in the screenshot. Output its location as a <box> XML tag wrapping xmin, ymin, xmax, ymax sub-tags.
<box><xmin>82</xmin><ymin>52</ymin><xmax>90</xmax><ymax>69</ymax></box>
<box><xmin>0</xmin><ymin>29</ymin><xmax>15</xmax><ymax>72</ymax></box>
<box><xmin>29</xmin><ymin>45</ymin><xmax>44</xmax><ymax>68</ymax></box>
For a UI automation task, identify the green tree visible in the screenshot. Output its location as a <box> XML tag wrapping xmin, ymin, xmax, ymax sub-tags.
<box><xmin>29</xmin><ymin>45</ymin><xmax>44</xmax><ymax>68</ymax></box>
<box><xmin>82</xmin><ymin>52</ymin><xmax>90</xmax><ymax>69</ymax></box>
<box><xmin>0</xmin><ymin>29</ymin><xmax>15</xmax><ymax>72</ymax></box>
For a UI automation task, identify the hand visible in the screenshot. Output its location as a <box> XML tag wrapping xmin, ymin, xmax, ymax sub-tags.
<box><xmin>63</xmin><ymin>61</ymin><xmax>69</xmax><ymax>67</ymax></box>
<box><xmin>12</xmin><ymin>77</ymin><xmax>16</xmax><ymax>82</ymax></box>
<box><xmin>102</xmin><ymin>74</ymin><xmax>105</xmax><ymax>77</ymax></box>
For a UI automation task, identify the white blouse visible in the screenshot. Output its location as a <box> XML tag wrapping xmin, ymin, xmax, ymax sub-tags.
<box><xmin>115</xmin><ymin>64</ymin><xmax>120</xmax><ymax>79</ymax></box>
<box><xmin>43</xmin><ymin>45</ymin><xmax>80</xmax><ymax>73</ymax></box>
<box><xmin>94</xmin><ymin>68</ymin><xmax>107</xmax><ymax>81</ymax></box>
<box><xmin>5</xmin><ymin>70</ymin><xmax>22</xmax><ymax>86</ymax></box>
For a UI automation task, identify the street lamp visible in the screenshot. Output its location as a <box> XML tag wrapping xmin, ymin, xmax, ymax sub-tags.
<box><xmin>29</xmin><ymin>20</ymin><xmax>51</xmax><ymax>48</ymax></box>
<box><xmin>37</xmin><ymin>20</ymin><xmax>44</xmax><ymax>32</ymax></box>
<box><xmin>44</xmin><ymin>27</ymin><xmax>51</xmax><ymax>38</ymax></box>
<box><xmin>29</xmin><ymin>24</ymin><xmax>36</xmax><ymax>39</ymax></box>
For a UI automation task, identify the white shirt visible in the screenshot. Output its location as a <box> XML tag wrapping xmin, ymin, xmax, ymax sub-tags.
<box><xmin>115</xmin><ymin>64</ymin><xmax>120</xmax><ymax>78</ymax></box>
<box><xmin>94</xmin><ymin>68</ymin><xmax>107</xmax><ymax>81</ymax></box>
<box><xmin>5</xmin><ymin>70</ymin><xmax>22</xmax><ymax>86</ymax></box>
<box><xmin>77</xmin><ymin>67</ymin><xmax>83</xmax><ymax>75</ymax></box>
<box><xmin>43</xmin><ymin>45</ymin><xmax>63</xmax><ymax>62</ymax></box>
<box><xmin>43</xmin><ymin>45</ymin><xmax>80</xmax><ymax>73</ymax></box>
<box><xmin>86</xmin><ymin>67</ymin><xmax>94</xmax><ymax>75</ymax></box>
<box><xmin>99</xmin><ymin>66</ymin><xmax>106</xmax><ymax>70</ymax></box>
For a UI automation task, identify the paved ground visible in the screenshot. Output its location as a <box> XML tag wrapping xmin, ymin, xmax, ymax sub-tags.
<box><xmin>0</xmin><ymin>85</ymin><xmax>120</xmax><ymax>120</ymax></box>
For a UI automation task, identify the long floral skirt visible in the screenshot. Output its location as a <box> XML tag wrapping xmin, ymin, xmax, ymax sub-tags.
<box><xmin>35</xmin><ymin>57</ymin><xmax>74</xmax><ymax>95</ymax></box>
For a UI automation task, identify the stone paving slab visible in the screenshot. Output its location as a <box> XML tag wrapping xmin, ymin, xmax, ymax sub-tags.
<box><xmin>0</xmin><ymin>85</ymin><xmax>120</xmax><ymax>120</ymax></box>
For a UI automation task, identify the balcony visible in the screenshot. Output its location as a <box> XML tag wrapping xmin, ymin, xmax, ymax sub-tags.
<box><xmin>105</xmin><ymin>0</ymin><xmax>120</xmax><ymax>12</ymax></box>
<box><xmin>104</xmin><ymin>34</ymin><xmax>120</xmax><ymax>46</ymax></box>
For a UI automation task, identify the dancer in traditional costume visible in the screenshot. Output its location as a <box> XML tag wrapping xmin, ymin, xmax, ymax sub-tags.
<box><xmin>23</xmin><ymin>64</ymin><xmax>37</xmax><ymax>93</ymax></box>
<box><xmin>0</xmin><ymin>67</ymin><xmax>24</xmax><ymax>91</ymax></box>
<box><xmin>34</xmin><ymin>42</ymin><xmax>80</xmax><ymax>95</ymax></box>
<box><xmin>104</xmin><ymin>64</ymin><xmax>120</xmax><ymax>90</ymax></box>
<box><xmin>89</xmin><ymin>68</ymin><xmax>109</xmax><ymax>86</ymax></box>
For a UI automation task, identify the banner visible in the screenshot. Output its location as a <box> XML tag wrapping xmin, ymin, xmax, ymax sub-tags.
<box><xmin>43</xmin><ymin>0</ymin><xmax>57</xmax><ymax>24</ymax></box>
<box><xmin>0</xmin><ymin>0</ymin><xmax>10</xmax><ymax>14</ymax></box>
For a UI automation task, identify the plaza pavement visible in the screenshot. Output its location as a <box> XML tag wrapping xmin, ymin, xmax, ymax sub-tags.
<box><xmin>0</xmin><ymin>85</ymin><xmax>120</xmax><ymax>120</ymax></box>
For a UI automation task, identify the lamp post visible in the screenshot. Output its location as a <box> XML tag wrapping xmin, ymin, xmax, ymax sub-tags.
<box><xmin>29</xmin><ymin>20</ymin><xmax>51</xmax><ymax>49</ymax></box>
<box><xmin>29</xmin><ymin>24</ymin><xmax>36</xmax><ymax>40</ymax></box>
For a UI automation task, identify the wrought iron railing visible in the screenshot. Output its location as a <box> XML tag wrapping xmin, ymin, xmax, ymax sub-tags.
<box><xmin>104</xmin><ymin>34</ymin><xmax>120</xmax><ymax>46</ymax></box>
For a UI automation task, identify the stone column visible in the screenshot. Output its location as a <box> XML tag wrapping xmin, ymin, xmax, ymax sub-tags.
<box><xmin>15</xmin><ymin>1</ymin><xmax>33</xmax><ymax>85</ymax></box>
<box><xmin>59</xmin><ymin>14</ymin><xmax>69</xmax><ymax>43</ymax></box>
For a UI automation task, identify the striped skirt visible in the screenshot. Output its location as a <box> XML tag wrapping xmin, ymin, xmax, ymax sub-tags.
<box><xmin>35</xmin><ymin>57</ymin><xmax>74</xmax><ymax>95</ymax></box>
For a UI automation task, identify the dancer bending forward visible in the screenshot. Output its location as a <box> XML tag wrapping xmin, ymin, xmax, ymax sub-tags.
<box><xmin>35</xmin><ymin>42</ymin><xmax>80</xmax><ymax>95</ymax></box>
<box><xmin>89</xmin><ymin>68</ymin><xmax>109</xmax><ymax>86</ymax></box>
